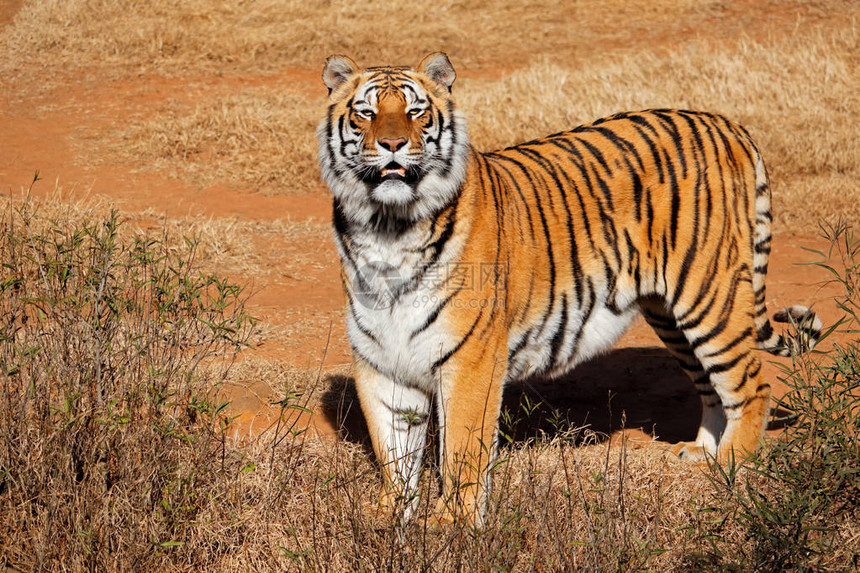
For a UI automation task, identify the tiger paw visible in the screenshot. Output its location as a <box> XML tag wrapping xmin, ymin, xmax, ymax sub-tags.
<box><xmin>426</xmin><ymin>497</ymin><xmax>482</xmax><ymax>530</ymax></box>
<box><xmin>375</xmin><ymin>490</ymin><xmax>406</xmax><ymax>521</ymax></box>
<box><xmin>427</xmin><ymin>497</ymin><xmax>456</xmax><ymax>528</ymax></box>
<box><xmin>670</xmin><ymin>441</ymin><xmax>713</xmax><ymax>462</ymax></box>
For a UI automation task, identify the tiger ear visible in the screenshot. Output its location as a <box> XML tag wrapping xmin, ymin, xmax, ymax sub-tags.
<box><xmin>322</xmin><ymin>55</ymin><xmax>359</xmax><ymax>94</ymax></box>
<box><xmin>418</xmin><ymin>52</ymin><xmax>456</xmax><ymax>92</ymax></box>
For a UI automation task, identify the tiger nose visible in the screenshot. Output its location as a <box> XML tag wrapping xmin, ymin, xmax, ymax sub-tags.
<box><xmin>378</xmin><ymin>137</ymin><xmax>408</xmax><ymax>152</ymax></box>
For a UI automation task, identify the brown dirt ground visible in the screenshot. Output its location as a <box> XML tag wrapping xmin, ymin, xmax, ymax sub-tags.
<box><xmin>0</xmin><ymin>1</ymin><xmax>846</xmax><ymax>451</ymax></box>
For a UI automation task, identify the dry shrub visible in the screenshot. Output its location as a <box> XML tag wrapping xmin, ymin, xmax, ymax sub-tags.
<box><xmin>0</xmin><ymin>189</ymin><xmax>257</xmax><ymax>570</ymax></box>
<box><xmin>687</xmin><ymin>221</ymin><xmax>860</xmax><ymax>571</ymax></box>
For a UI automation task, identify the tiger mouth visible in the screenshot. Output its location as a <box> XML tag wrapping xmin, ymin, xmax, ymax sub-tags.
<box><xmin>382</xmin><ymin>168</ymin><xmax>407</xmax><ymax>179</ymax></box>
<box><xmin>381</xmin><ymin>162</ymin><xmax>408</xmax><ymax>179</ymax></box>
<box><xmin>372</xmin><ymin>162</ymin><xmax>419</xmax><ymax>185</ymax></box>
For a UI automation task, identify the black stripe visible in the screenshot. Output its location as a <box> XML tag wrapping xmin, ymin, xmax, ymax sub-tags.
<box><xmin>706</xmin><ymin>351</ymin><xmax>748</xmax><ymax>375</ymax></box>
<box><xmin>686</xmin><ymin>292</ymin><xmax>744</xmax><ymax>351</ymax></box>
<box><xmin>560</xmin><ymin>277</ymin><xmax>596</xmax><ymax>365</ymax></box>
<box><xmin>653</xmin><ymin>110</ymin><xmax>689</xmax><ymax>181</ymax></box>
<box><xmin>431</xmin><ymin>310</ymin><xmax>483</xmax><ymax>371</ymax></box>
<box><xmin>664</xmin><ymin>140</ymin><xmax>681</xmax><ymax>251</ymax></box>
<box><xmin>592</xmin><ymin>125</ymin><xmax>645</xmax><ymax>170</ymax></box>
<box><xmin>754</xmin><ymin>235</ymin><xmax>772</xmax><ymax>253</ymax></box>
<box><xmin>624</xmin><ymin>230</ymin><xmax>641</xmax><ymax>290</ymax></box>
<box><xmin>723</xmin><ymin>391</ymin><xmax>767</xmax><ymax>411</ymax></box>
<box><xmin>630</xmin><ymin>161</ymin><xmax>644</xmax><ymax>222</ymax></box>
<box><xmin>629</xmin><ymin>116</ymin><xmax>665</xmax><ymax>185</ymax></box>
<box><xmin>578</xmin><ymin>139</ymin><xmax>614</xmax><ymax>210</ymax></box>
<box><xmin>756</xmin><ymin>321</ymin><xmax>774</xmax><ymax>342</ymax></box>
<box><xmin>410</xmin><ymin>288</ymin><xmax>460</xmax><ymax>340</ymax></box>
<box><xmin>676</xmin><ymin>287</ymin><xmax>720</xmax><ymax>332</ymax></box>
<box><xmin>702</xmin><ymin>327</ymin><xmax>753</xmax><ymax>359</ymax></box>
<box><xmin>346</xmin><ymin>291</ymin><xmax>381</xmax><ymax>345</ymax></box>
<box><xmin>548</xmin><ymin>292</ymin><xmax>569</xmax><ymax>369</ymax></box>
<box><xmin>507</xmin><ymin>329</ymin><xmax>531</xmax><ymax>364</ymax></box>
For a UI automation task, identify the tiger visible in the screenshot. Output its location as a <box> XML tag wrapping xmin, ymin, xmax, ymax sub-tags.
<box><xmin>316</xmin><ymin>52</ymin><xmax>821</xmax><ymax>526</ymax></box>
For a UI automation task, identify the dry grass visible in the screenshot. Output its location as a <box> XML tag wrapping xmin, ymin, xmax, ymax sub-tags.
<box><xmin>5</xmin><ymin>192</ymin><xmax>330</xmax><ymax>282</ymax></box>
<box><xmin>137</xmin><ymin>208</ymin><xmax>331</xmax><ymax>277</ymax></box>
<box><xmin>253</xmin><ymin>436</ymin><xmax>715</xmax><ymax>572</ymax></box>
<box><xmin>123</xmin><ymin>91</ymin><xmax>322</xmax><ymax>193</ymax></box>
<box><xmin>2</xmin><ymin>0</ymin><xmax>761</xmax><ymax>77</ymax></box>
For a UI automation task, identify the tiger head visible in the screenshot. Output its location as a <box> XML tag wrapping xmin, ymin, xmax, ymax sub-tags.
<box><xmin>318</xmin><ymin>52</ymin><xmax>470</xmax><ymax>229</ymax></box>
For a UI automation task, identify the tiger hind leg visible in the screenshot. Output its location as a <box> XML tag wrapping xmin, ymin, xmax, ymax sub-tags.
<box><xmin>670</xmin><ymin>280</ymin><xmax>771</xmax><ymax>462</ymax></box>
<box><xmin>638</xmin><ymin>297</ymin><xmax>726</xmax><ymax>455</ymax></box>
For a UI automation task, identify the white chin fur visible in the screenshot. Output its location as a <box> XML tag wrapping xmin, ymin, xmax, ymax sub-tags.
<box><xmin>371</xmin><ymin>180</ymin><xmax>414</xmax><ymax>206</ymax></box>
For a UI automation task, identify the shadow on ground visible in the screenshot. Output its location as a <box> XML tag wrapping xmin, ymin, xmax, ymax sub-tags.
<box><xmin>319</xmin><ymin>346</ymin><xmax>715</xmax><ymax>449</ymax></box>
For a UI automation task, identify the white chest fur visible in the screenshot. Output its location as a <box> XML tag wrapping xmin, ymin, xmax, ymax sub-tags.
<box><xmin>347</xmin><ymin>284</ymin><xmax>449</xmax><ymax>390</ymax></box>
<box><xmin>338</xmin><ymin>221</ymin><xmax>465</xmax><ymax>391</ymax></box>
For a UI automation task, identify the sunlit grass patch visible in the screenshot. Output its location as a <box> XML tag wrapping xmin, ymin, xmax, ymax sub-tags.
<box><xmin>122</xmin><ymin>91</ymin><xmax>322</xmax><ymax>193</ymax></box>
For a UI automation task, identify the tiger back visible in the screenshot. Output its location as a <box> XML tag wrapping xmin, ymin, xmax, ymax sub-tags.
<box><xmin>317</xmin><ymin>52</ymin><xmax>821</xmax><ymax>526</ymax></box>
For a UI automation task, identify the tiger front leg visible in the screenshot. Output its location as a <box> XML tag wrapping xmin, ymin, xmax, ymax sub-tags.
<box><xmin>353</xmin><ymin>359</ymin><xmax>432</xmax><ymax>521</ymax></box>
<box><xmin>433</xmin><ymin>344</ymin><xmax>507</xmax><ymax>528</ymax></box>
